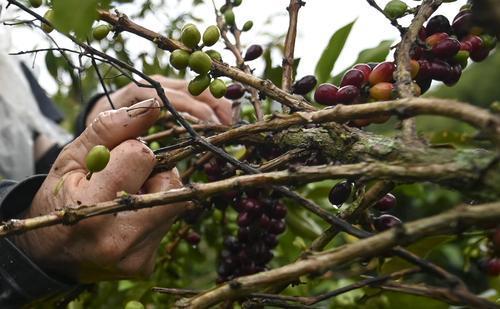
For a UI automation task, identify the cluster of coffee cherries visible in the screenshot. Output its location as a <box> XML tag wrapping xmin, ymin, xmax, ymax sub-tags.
<box><xmin>202</xmin><ymin>158</ymin><xmax>287</xmax><ymax>283</ymax></box>
<box><xmin>410</xmin><ymin>6</ymin><xmax>497</xmax><ymax>93</ymax></box>
<box><xmin>328</xmin><ymin>181</ymin><xmax>402</xmax><ymax>231</ymax></box>
<box><xmin>478</xmin><ymin>227</ymin><xmax>500</xmax><ymax>277</ymax></box>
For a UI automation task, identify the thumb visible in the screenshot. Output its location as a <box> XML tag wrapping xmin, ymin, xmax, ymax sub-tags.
<box><xmin>57</xmin><ymin>98</ymin><xmax>160</xmax><ymax>173</ymax></box>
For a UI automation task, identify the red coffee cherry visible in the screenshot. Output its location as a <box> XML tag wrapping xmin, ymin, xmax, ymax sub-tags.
<box><xmin>462</xmin><ymin>34</ymin><xmax>483</xmax><ymax>54</ymax></box>
<box><xmin>486</xmin><ymin>258</ymin><xmax>500</xmax><ymax>276</ymax></box>
<box><xmin>416</xmin><ymin>59</ymin><xmax>432</xmax><ymax>80</ymax></box>
<box><xmin>425</xmin><ymin>32</ymin><xmax>449</xmax><ymax>47</ymax></box>
<box><xmin>224</xmin><ymin>83</ymin><xmax>246</xmax><ymax>99</ymax></box>
<box><xmin>374</xmin><ymin>214</ymin><xmax>402</xmax><ymax>231</ymax></box>
<box><xmin>373</xmin><ymin>193</ymin><xmax>397</xmax><ymax>211</ymax></box>
<box><xmin>418</xmin><ymin>26</ymin><xmax>427</xmax><ymax>41</ymax></box>
<box><xmin>432</xmin><ymin>38</ymin><xmax>461</xmax><ymax>58</ymax></box>
<box><xmin>335</xmin><ymin>85</ymin><xmax>360</xmax><ymax>104</ymax></box>
<box><xmin>452</xmin><ymin>12</ymin><xmax>473</xmax><ymax>37</ymax></box>
<box><xmin>443</xmin><ymin>64</ymin><xmax>462</xmax><ymax>86</ymax></box>
<box><xmin>429</xmin><ymin>59</ymin><xmax>452</xmax><ymax>81</ymax></box>
<box><xmin>353</xmin><ymin>64</ymin><xmax>372</xmax><ymax>80</ymax></box>
<box><xmin>368</xmin><ymin>62</ymin><xmax>396</xmax><ymax>85</ymax></box>
<box><xmin>314</xmin><ymin>83</ymin><xmax>338</xmax><ymax>105</ymax></box>
<box><xmin>470</xmin><ymin>47</ymin><xmax>490</xmax><ymax>62</ymax></box>
<box><xmin>186</xmin><ymin>231</ymin><xmax>201</xmax><ymax>246</ymax></box>
<box><xmin>340</xmin><ymin>69</ymin><xmax>366</xmax><ymax>88</ymax></box>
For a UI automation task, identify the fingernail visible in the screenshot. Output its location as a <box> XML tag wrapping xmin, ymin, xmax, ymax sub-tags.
<box><xmin>127</xmin><ymin>98</ymin><xmax>159</xmax><ymax>117</ymax></box>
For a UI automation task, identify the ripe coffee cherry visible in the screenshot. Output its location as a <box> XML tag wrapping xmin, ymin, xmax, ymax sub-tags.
<box><xmin>264</xmin><ymin>234</ymin><xmax>278</xmax><ymax>248</ymax></box>
<box><xmin>29</xmin><ymin>0</ymin><xmax>42</xmax><ymax>8</ymax></box>
<box><xmin>225</xmin><ymin>83</ymin><xmax>246</xmax><ymax>99</ymax></box>
<box><xmin>470</xmin><ymin>47</ymin><xmax>490</xmax><ymax>62</ymax></box>
<box><xmin>292</xmin><ymin>75</ymin><xmax>317</xmax><ymax>95</ymax></box>
<box><xmin>452</xmin><ymin>12</ymin><xmax>472</xmax><ymax>37</ymax></box>
<box><xmin>241</xmin><ymin>197</ymin><xmax>259</xmax><ymax>213</ymax></box>
<box><xmin>205</xmin><ymin>49</ymin><xmax>222</xmax><ymax>61</ymax></box>
<box><xmin>353</xmin><ymin>64</ymin><xmax>372</xmax><ymax>80</ymax></box>
<box><xmin>224</xmin><ymin>9</ymin><xmax>235</xmax><ymax>26</ymax></box>
<box><xmin>328</xmin><ymin>181</ymin><xmax>352</xmax><ymax>206</ymax></box>
<box><xmin>92</xmin><ymin>25</ymin><xmax>111</xmax><ymax>41</ymax></box>
<box><xmin>340</xmin><ymin>69</ymin><xmax>366</xmax><ymax>88</ymax></box>
<box><xmin>426</xmin><ymin>15</ymin><xmax>452</xmax><ymax>35</ymax></box>
<box><xmin>125</xmin><ymin>301</ymin><xmax>145</xmax><ymax>309</ymax></box>
<box><xmin>429</xmin><ymin>59</ymin><xmax>451</xmax><ymax>81</ymax></box>
<box><xmin>181</xmin><ymin>24</ymin><xmax>201</xmax><ymax>48</ymax></box>
<box><xmin>425</xmin><ymin>32</ymin><xmax>449</xmax><ymax>47</ymax></box>
<box><xmin>314</xmin><ymin>83</ymin><xmax>338</xmax><ymax>105</ymax></box>
<box><xmin>237</xmin><ymin>212</ymin><xmax>253</xmax><ymax>227</ymax></box>
<box><xmin>209</xmin><ymin>79</ymin><xmax>227</xmax><ymax>98</ymax></box>
<box><xmin>259</xmin><ymin>214</ymin><xmax>271</xmax><ymax>229</ymax></box>
<box><xmin>186</xmin><ymin>231</ymin><xmax>201</xmax><ymax>245</ymax></box>
<box><xmin>486</xmin><ymin>258</ymin><xmax>500</xmax><ymax>276</ymax></box>
<box><xmin>41</xmin><ymin>10</ymin><xmax>54</xmax><ymax>33</ymax></box>
<box><xmin>409</xmin><ymin>59</ymin><xmax>420</xmax><ymax>78</ymax></box>
<box><xmin>188</xmin><ymin>74</ymin><xmax>211</xmax><ymax>96</ymax></box>
<box><xmin>432</xmin><ymin>38</ymin><xmax>460</xmax><ymax>58</ymax></box>
<box><xmin>170</xmin><ymin>49</ymin><xmax>190</xmax><ymax>70</ymax></box>
<box><xmin>383</xmin><ymin>0</ymin><xmax>408</xmax><ymax>19</ymax></box>
<box><xmin>85</xmin><ymin>145</ymin><xmax>110</xmax><ymax>173</ymax></box>
<box><xmin>224</xmin><ymin>236</ymin><xmax>240</xmax><ymax>253</ymax></box>
<box><xmin>270</xmin><ymin>202</ymin><xmax>287</xmax><ymax>219</ymax></box>
<box><xmin>374</xmin><ymin>214</ymin><xmax>402</xmax><ymax>231</ymax></box>
<box><xmin>416</xmin><ymin>77</ymin><xmax>432</xmax><ymax>94</ymax></box>
<box><xmin>202</xmin><ymin>25</ymin><xmax>221</xmax><ymax>47</ymax></box>
<box><xmin>443</xmin><ymin>64</ymin><xmax>462</xmax><ymax>86</ymax></box>
<box><xmin>188</xmin><ymin>51</ymin><xmax>212</xmax><ymax>75</ymax></box>
<box><xmin>242</xmin><ymin>20</ymin><xmax>254</xmax><ymax>32</ymax></box>
<box><xmin>373</xmin><ymin>193</ymin><xmax>397</xmax><ymax>211</ymax></box>
<box><xmin>244</xmin><ymin>44</ymin><xmax>263</xmax><ymax>61</ymax></box>
<box><xmin>368</xmin><ymin>62</ymin><xmax>395</xmax><ymax>85</ymax></box>
<box><xmin>336</xmin><ymin>85</ymin><xmax>360</xmax><ymax>104</ymax></box>
<box><xmin>269</xmin><ymin>219</ymin><xmax>286</xmax><ymax>235</ymax></box>
<box><xmin>416</xmin><ymin>59</ymin><xmax>432</xmax><ymax>79</ymax></box>
<box><xmin>369</xmin><ymin>82</ymin><xmax>394</xmax><ymax>101</ymax></box>
<box><xmin>462</xmin><ymin>34</ymin><xmax>483</xmax><ymax>54</ymax></box>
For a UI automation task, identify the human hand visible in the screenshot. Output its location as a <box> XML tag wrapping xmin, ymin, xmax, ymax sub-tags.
<box><xmin>86</xmin><ymin>75</ymin><xmax>233</xmax><ymax>127</ymax></box>
<box><xmin>13</xmin><ymin>99</ymin><xmax>186</xmax><ymax>283</ymax></box>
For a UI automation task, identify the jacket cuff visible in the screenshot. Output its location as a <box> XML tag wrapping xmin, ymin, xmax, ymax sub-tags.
<box><xmin>0</xmin><ymin>177</ymin><xmax>78</xmax><ymax>307</ymax></box>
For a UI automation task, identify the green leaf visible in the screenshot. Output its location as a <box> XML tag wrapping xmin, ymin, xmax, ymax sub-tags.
<box><xmin>314</xmin><ymin>20</ymin><xmax>356</xmax><ymax>84</ymax></box>
<box><xmin>332</xmin><ymin>39</ymin><xmax>393</xmax><ymax>84</ymax></box>
<box><xmin>52</xmin><ymin>0</ymin><xmax>99</xmax><ymax>38</ymax></box>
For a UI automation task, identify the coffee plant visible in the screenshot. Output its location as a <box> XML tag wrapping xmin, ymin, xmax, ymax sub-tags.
<box><xmin>2</xmin><ymin>0</ymin><xmax>500</xmax><ymax>308</ymax></box>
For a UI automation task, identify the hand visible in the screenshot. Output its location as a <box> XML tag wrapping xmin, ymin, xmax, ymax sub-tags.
<box><xmin>86</xmin><ymin>75</ymin><xmax>233</xmax><ymax>127</ymax></box>
<box><xmin>13</xmin><ymin>99</ymin><xmax>186</xmax><ymax>283</ymax></box>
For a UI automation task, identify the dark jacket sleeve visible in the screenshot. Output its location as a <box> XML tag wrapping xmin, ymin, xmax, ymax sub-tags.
<box><xmin>0</xmin><ymin>177</ymin><xmax>75</xmax><ymax>307</ymax></box>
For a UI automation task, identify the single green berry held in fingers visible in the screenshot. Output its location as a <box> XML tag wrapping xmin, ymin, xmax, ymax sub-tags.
<box><xmin>85</xmin><ymin>145</ymin><xmax>111</xmax><ymax>173</ymax></box>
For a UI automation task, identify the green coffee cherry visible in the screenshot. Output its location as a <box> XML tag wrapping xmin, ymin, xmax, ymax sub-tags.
<box><xmin>124</xmin><ymin>301</ymin><xmax>145</xmax><ymax>309</ymax></box>
<box><xmin>188</xmin><ymin>75</ymin><xmax>211</xmax><ymax>96</ymax></box>
<box><xmin>383</xmin><ymin>0</ymin><xmax>408</xmax><ymax>19</ymax></box>
<box><xmin>209</xmin><ymin>79</ymin><xmax>227</xmax><ymax>98</ymax></box>
<box><xmin>181</xmin><ymin>23</ymin><xmax>196</xmax><ymax>32</ymax></box>
<box><xmin>224</xmin><ymin>9</ymin><xmax>235</xmax><ymax>26</ymax></box>
<box><xmin>149</xmin><ymin>141</ymin><xmax>161</xmax><ymax>151</ymax></box>
<box><xmin>453</xmin><ymin>50</ymin><xmax>469</xmax><ymax>69</ymax></box>
<box><xmin>41</xmin><ymin>9</ymin><xmax>54</xmax><ymax>33</ymax></box>
<box><xmin>92</xmin><ymin>25</ymin><xmax>111</xmax><ymax>41</ymax></box>
<box><xmin>202</xmin><ymin>25</ymin><xmax>220</xmax><ymax>47</ymax></box>
<box><xmin>29</xmin><ymin>0</ymin><xmax>42</xmax><ymax>8</ymax></box>
<box><xmin>181</xmin><ymin>25</ymin><xmax>201</xmax><ymax>49</ymax></box>
<box><xmin>481</xmin><ymin>34</ymin><xmax>497</xmax><ymax>50</ymax></box>
<box><xmin>233</xmin><ymin>0</ymin><xmax>242</xmax><ymax>6</ymax></box>
<box><xmin>205</xmin><ymin>49</ymin><xmax>222</xmax><ymax>62</ymax></box>
<box><xmin>85</xmin><ymin>145</ymin><xmax>110</xmax><ymax>173</ymax></box>
<box><xmin>242</xmin><ymin>20</ymin><xmax>253</xmax><ymax>32</ymax></box>
<box><xmin>188</xmin><ymin>51</ymin><xmax>212</xmax><ymax>75</ymax></box>
<box><xmin>170</xmin><ymin>49</ymin><xmax>190</xmax><ymax>70</ymax></box>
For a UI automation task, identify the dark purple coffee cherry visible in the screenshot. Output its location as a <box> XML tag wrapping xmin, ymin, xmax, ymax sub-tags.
<box><xmin>429</xmin><ymin>59</ymin><xmax>452</xmax><ymax>81</ymax></box>
<box><xmin>470</xmin><ymin>47</ymin><xmax>490</xmax><ymax>62</ymax></box>
<box><xmin>432</xmin><ymin>38</ymin><xmax>461</xmax><ymax>58</ymax></box>
<box><xmin>340</xmin><ymin>69</ymin><xmax>366</xmax><ymax>88</ymax></box>
<box><xmin>224</xmin><ymin>236</ymin><xmax>240</xmax><ymax>253</ymax></box>
<box><xmin>270</xmin><ymin>202</ymin><xmax>287</xmax><ymax>219</ymax></box>
<box><xmin>259</xmin><ymin>214</ymin><xmax>271</xmax><ymax>229</ymax></box>
<box><xmin>374</xmin><ymin>214</ymin><xmax>402</xmax><ymax>231</ymax></box>
<box><xmin>452</xmin><ymin>12</ymin><xmax>473</xmax><ymax>37</ymax></box>
<box><xmin>237</xmin><ymin>211</ymin><xmax>253</xmax><ymax>227</ymax></box>
<box><xmin>486</xmin><ymin>258</ymin><xmax>500</xmax><ymax>276</ymax></box>
<box><xmin>443</xmin><ymin>64</ymin><xmax>462</xmax><ymax>86</ymax></box>
<box><xmin>314</xmin><ymin>83</ymin><xmax>338</xmax><ymax>105</ymax></box>
<box><xmin>185</xmin><ymin>231</ymin><xmax>201</xmax><ymax>245</ymax></box>
<box><xmin>264</xmin><ymin>234</ymin><xmax>278</xmax><ymax>248</ymax></box>
<box><xmin>426</xmin><ymin>15</ymin><xmax>452</xmax><ymax>35</ymax></box>
<box><xmin>328</xmin><ymin>181</ymin><xmax>352</xmax><ymax>206</ymax></box>
<box><xmin>415</xmin><ymin>77</ymin><xmax>432</xmax><ymax>94</ymax></box>
<box><xmin>241</xmin><ymin>197</ymin><xmax>261</xmax><ymax>213</ymax></box>
<box><xmin>224</xmin><ymin>83</ymin><xmax>246</xmax><ymax>100</ymax></box>
<box><xmin>269</xmin><ymin>219</ymin><xmax>286</xmax><ymax>235</ymax></box>
<box><xmin>244</xmin><ymin>44</ymin><xmax>263</xmax><ymax>61</ymax></box>
<box><xmin>335</xmin><ymin>85</ymin><xmax>360</xmax><ymax>104</ymax></box>
<box><xmin>292</xmin><ymin>75</ymin><xmax>317</xmax><ymax>95</ymax></box>
<box><xmin>373</xmin><ymin>193</ymin><xmax>396</xmax><ymax>211</ymax></box>
<box><xmin>256</xmin><ymin>251</ymin><xmax>273</xmax><ymax>265</ymax></box>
